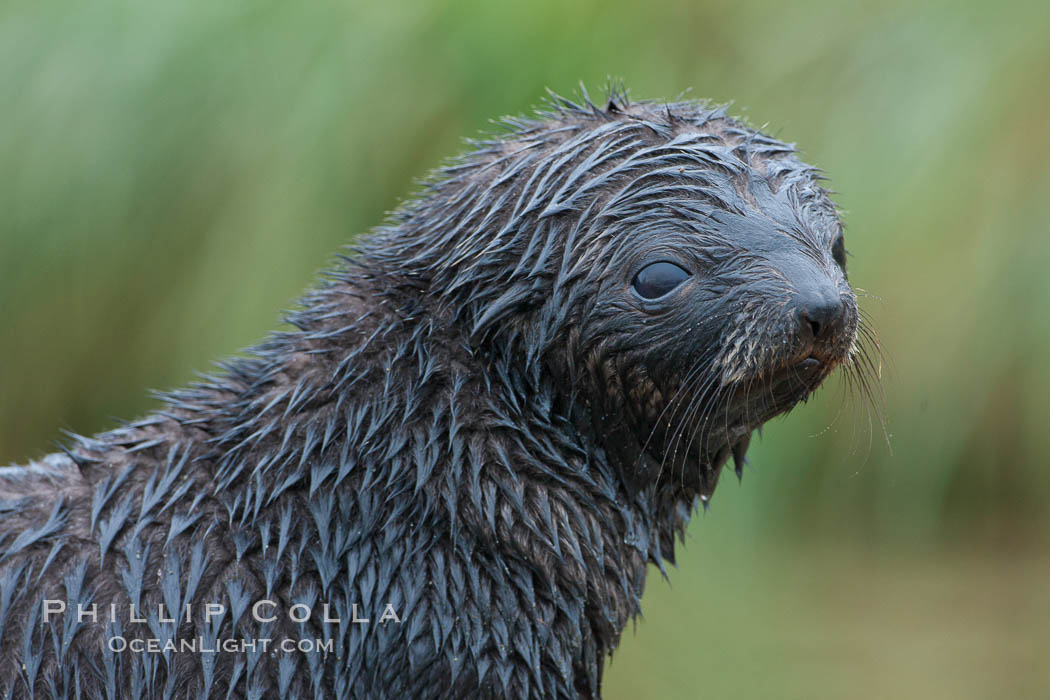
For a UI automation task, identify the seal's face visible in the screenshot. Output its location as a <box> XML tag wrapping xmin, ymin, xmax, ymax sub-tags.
<box><xmin>618</xmin><ymin>196</ymin><xmax>857</xmax><ymax>451</ymax></box>
<box><xmin>402</xmin><ymin>96</ymin><xmax>876</xmax><ymax>498</ymax></box>
<box><xmin>553</xmin><ymin>111</ymin><xmax>865</xmax><ymax>494</ymax></box>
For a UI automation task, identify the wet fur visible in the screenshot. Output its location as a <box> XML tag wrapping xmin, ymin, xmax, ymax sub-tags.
<box><xmin>0</xmin><ymin>89</ymin><xmax>866</xmax><ymax>698</ymax></box>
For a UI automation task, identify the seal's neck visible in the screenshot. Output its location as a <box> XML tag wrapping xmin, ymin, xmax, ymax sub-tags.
<box><xmin>143</xmin><ymin>268</ymin><xmax>697</xmax><ymax>667</ymax></box>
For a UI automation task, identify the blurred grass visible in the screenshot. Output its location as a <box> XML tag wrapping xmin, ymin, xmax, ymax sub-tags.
<box><xmin>606</xmin><ymin>486</ymin><xmax>1050</xmax><ymax>698</ymax></box>
<box><xmin>2</xmin><ymin>0</ymin><xmax>1049</xmax><ymax>697</ymax></box>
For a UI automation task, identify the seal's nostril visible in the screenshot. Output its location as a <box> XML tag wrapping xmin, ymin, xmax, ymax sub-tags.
<box><xmin>806</xmin><ymin>316</ymin><xmax>822</xmax><ymax>340</ymax></box>
<box><xmin>797</xmin><ymin>296</ymin><xmax>843</xmax><ymax>342</ymax></box>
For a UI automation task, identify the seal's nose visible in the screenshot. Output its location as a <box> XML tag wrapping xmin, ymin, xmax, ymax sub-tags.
<box><xmin>793</xmin><ymin>289</ymin><xmax>844</xmax><ymax>345</ymax></box>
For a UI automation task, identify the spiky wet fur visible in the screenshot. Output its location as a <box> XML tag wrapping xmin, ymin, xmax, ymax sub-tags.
<box><xmin>0</xmin><ymin>89</ymin><xmax>868</xmax><ymax>699</ymax></box>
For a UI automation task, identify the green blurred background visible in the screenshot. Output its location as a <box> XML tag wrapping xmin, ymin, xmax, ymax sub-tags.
<box><xmin>2</xmin><ymin>0</ymin><xmax>1048</xmax><ymax>696</ymax></box>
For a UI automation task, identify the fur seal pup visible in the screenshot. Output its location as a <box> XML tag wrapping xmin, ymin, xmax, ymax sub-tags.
<box><xmin>0</xmin><ymin>89</ymin><xmax>874</xmax><ymax>698</ymax></box>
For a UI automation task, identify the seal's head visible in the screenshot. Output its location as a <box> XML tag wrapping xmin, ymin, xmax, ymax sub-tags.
<box><xmin>372</xmin><ymin>89</ymin><xmax>873</xmax><ymax>500</ymax></box>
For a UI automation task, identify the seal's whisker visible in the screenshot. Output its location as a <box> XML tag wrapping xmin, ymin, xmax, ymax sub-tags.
<box><xmin>657</xmin><ymin>365</ymin><xmax>720</xmax><ymax>486</ymax></box>
<box><xmin>664</xmin><ymin>362</ymin><xmax>728</xmax><ymax>485</ymax></box>
<box><xmin>640</xmin><ymin>351</ymin><xmax>715</xmax><ymax>461</ymax></box>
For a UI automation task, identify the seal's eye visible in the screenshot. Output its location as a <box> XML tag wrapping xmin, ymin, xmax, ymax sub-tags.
<box><xmin>831</xmin><ymin>234</ymin><xmax>847</xmax><ymax>270</ymax></box>
<box><xmin>632</xmin><ymin>261</ymin><xmax>691</xmax><ymax>300</ymax></box>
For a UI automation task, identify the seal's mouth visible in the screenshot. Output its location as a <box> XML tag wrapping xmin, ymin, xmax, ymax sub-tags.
<box><xmin>781</xmin><ymin>354</ymin><xmax>834</xmax><ymax>387</ymax></box>
<box><xmin>718</xmin><ymin>353</ymin><xmax>838</xmax><ymax>434</ymax></box>
<box><xmin>798</xmin><ymin>356</ymin><xmax>822</xmax><ymax>370</ymax></box>
<box><xmin>768</xmin><ymin>354</ymin><xmax>836</xmax><ymax>398</ymax></box>
<box><xmin>656</xmin><ymin>353</ymin><xmax>839</xmax><ymax>448</ymax></box>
